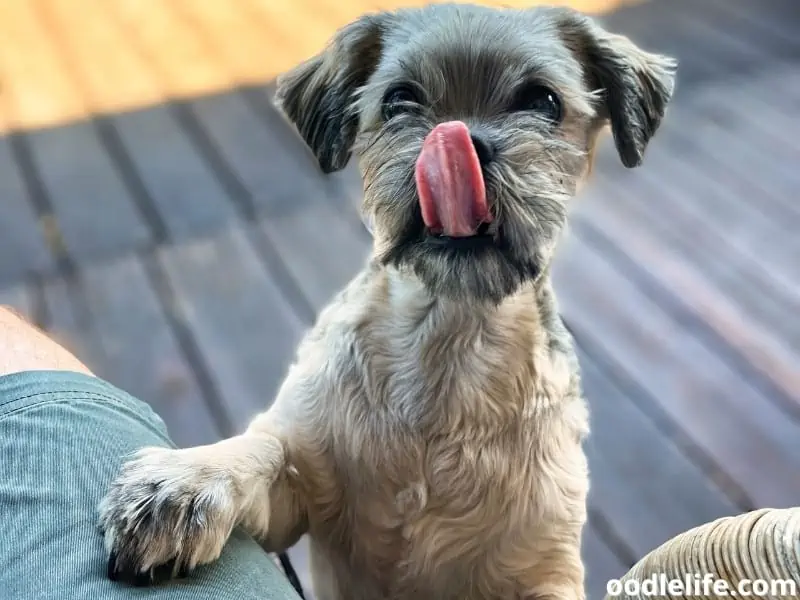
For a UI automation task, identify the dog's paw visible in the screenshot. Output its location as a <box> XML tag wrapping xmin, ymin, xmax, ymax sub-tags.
<box><xmin>98</xmin><ymin>446</ymin><xmax>239</xmax><ymax>586</ymax></box>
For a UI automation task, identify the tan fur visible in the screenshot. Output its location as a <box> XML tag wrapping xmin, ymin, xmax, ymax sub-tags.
<box><xmin>262</xmin><ymin>267</ymin><xmax>590</xmax><ymax>599</ymax></box>
<box><xmin>99</xmin><ymin>5</ymin><xmax>676</xmax><ymax>599</ymax></box>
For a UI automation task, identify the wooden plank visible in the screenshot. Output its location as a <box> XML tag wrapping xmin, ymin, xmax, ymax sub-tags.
<box><xmin>690</xmin><ymin>68</ymin><xmax>800</xmax><ymax>164</ymax></box>
<box><xmin>107</xmin><ymin>0</ymin><xmax>236</xmax><ymax>99</ymax></box>
<box><xmin>595</xmin><ymin>1</ymin><xmax>720</xmax><ymax>85</ymax></box>
<box><xmin>633</xmin><ymin>99</ymin><xmax>800</xmax><ymax>305</ymax></box>
<box><xmin>246</xmin><ymin>0</ymin><xmax>348</xmax><ymax>67</ymax></box>
<box><xmin>703</xmin><ymin>0</ymin><xmax>800</xmax><ymax>48</ymax></box>
<box><xmin>33</xmin><ymin>0</ymin><xmax>161</xmax><ymax>116</ymax></box>
<box><xmin>686</xmin><ymin>72</ymin><xmax>800</xmax><ymax>198</ymax></box>
<box><xmin>80</xmin><ymin>255</ymin><xmax>220</xmax><ymax>447</ymax></box>
<box><xmin>590</xmin><ymin>81</ymin><xmax>800</xmax><ymax>323</ymax></box>
<box><xmin>581</xmin><ymin>170</ymin><xmax>800</xmax><ymax>407</ymax></box>
<box><xmin>759</xmin><ymin>63</ymin><xmax>800</xmax><ymax>113</ymax></box>
<box><xmin>582</xmin><ymin>523</ymin><xmax>630</xmax><ymax>600</ymax></box>
<box><xmin>0</xmin><ymin>1</ymin><xmax>151</xmax><ymax>263</ymax></box>
<box><xmin>252</xmin><ymin>199</ymin><xmax>370</xmax><ymax>315</ymax></box>
<box><xmin>600</xmin><ymin>0</ymin><xmax>796</xmax><ymax>90</ymax></box>
<box><xmin>158</xmin><ymin>224</ymin><xmax>306</xmax><ymax>431</ymax></box>
<box><xmin>624</xmin><ymin>116</ymin><xmax>800</xmax><ymax>261</ymax></box>
<box><xmin>106</xmin><ymin>0</ymin><xmax>326</xmax><ymax>216</ymax></box>
<box><xmin>40</xmin><ymin>277</ymin><xmax>104</xmax><ymax>373</ymax></box>
<box><xmin>584</xmin><ymin>140</ymin><xmax>800</xmax><ymax>352</ymax></box>
<box><xmin>109</xmin><ymin>105</ymin><xmax>240</xmax><ymax>239</ymax></box>
<box><xmin>579</xmin><ymin>349</ymin><xmax>740</xmax><ymax>558</ymax></box>
<box><xmin>580</xmin><ymin>149</ymin><xmax>800</xmax><ymax>408</ymax></box>
<box><xmin>552</xmin><ymin>233</ymin><xmax>800</xmax><ymax>507</ymax></box>
<box><xmin>39</xmin><ymin>262</ymin><xmax>220</xmax><ymax>448</ymax></box>
<box><xmin>0</xmin><ymin>0</ymin><xmax>85</xmax><ymax>130</ymax></box>
<box><xmin>22</xmin><ymin>124</ymin><xmax>152</xmax><ymax>263</ymax></box>
<box><xmin>171</xmin><ymin>0</ymin><xmax>292</xmax><ymax>85</ymax></box>
<box><xmin>0</xmin><ymin>284</ymin><xmax>34</xmax><ymax>321</ymax></box>
<box><xmin>669</xmin><ymin>3</ymin><xmax>790</xmax><ymax>68</ymax></box>
<box><xmin>189</xmin><ymin>89</ymin><xmax>330</xmax><ymax>217</ymax></box>
<box><xmin>0</xmin><ymin>137</ymin><xmax>54</xmax><ymax>282</ymax></box>
<box><xmin>39</xmin><ymin>0</ymin><xmax>238</xmax><ymax>240</ymax></box>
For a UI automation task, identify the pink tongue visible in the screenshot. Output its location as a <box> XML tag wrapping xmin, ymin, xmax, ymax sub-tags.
<box><xmin>415</xmin><ymin>121</ymin><xmax>490</xmax><ymax>237</ymax></box>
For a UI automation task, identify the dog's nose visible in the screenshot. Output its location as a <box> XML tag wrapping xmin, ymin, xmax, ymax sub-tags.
<box><xmin>470</xmin><ymin>133</ymin><xmax>496</xmax><ymax>167</ymax></box>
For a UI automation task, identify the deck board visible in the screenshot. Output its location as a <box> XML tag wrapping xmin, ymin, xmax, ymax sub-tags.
<box><xmin>0</xmin><ymin>1</ymin><xmax>798</xmax><ymax>598</ymax></box>
<box><xmin>578</xmin><ymin>172</ymin><xmax>800</xmax><ymax>410</ymax></box>
<box><xmin>591</xmin><ymin>161</ymin><xmax>800</xmax><ymax>346</ymax></box>
<box><xmin>79</xmin><ymin>255</ymin><xmax>221</xmax><ymax>447</ymax></box>
<box><xmin>40</xmin><ymin>0</ymin><xmax>240</xmax><ymax>240</ymax></box>
<box><xmin>580</xmin><ymin>350</ymin><xmax>741</xmax><ymax>557</ymax></box>
<box><xmin>583</xmin><ymin>524</ymin><xmax>631</xmax><ymax>600</ymax></box>
<box><xmin>703</xmin><ymin>0</ymin><xmax>800</xmax><ymax>47</ymax></box>
<box><xmin>21</xmin><ymin>124</ymin><xmax>153</xmax><ymax>263</ymax></box>
<box><xmin>189</xmin><ymin>92</ymin><xmax>327</xmax><ymax>215</ymax></box>
<box><xmin>253</xmin><ymin>202</ymin><xmax>371</xmax><ymax>315</ymax></box>
<box><xmin>0</xmin><ymin>284</ymin><xmax>34</xmax><ymax>320</ymax></box>
<box><xmin>0</xmin><ymin>138</ymin><xmax>54</xmax><ymax>282</ymax></box>
<box><xmin>108</xmin><ymin>0</ymin><xmax>331</xmax><ymax>217</ymax></box>
<box><xmin>158</xmin><ymin>224</ymin><xmax>306</xmax><ymax>431</ymax></box>
<box><xmin>0</xmin><ymin>1</ymin><xmax>152</xmax><ymax>263</ymax></box>
<box><xmin>40</xmin><ymin>276</ymin><xmax>105</xmax><ymax>372</ymax></box>
<box><xmin>553</xmin><ymin>232</ymin><xmax>800</xmax><ymax>507</ymax></box>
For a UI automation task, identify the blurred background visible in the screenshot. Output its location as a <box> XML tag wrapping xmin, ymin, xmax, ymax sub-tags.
<box><xmin>0</xmin><ymin>0</ymin><xmax>797</xmax><ymax>598</ymax></box>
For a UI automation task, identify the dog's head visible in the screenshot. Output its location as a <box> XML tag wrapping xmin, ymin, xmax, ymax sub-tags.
<box><xmin>275</xmin><ymin>4</ymin><xmax>677</xmax><ymax>304</ymax></box>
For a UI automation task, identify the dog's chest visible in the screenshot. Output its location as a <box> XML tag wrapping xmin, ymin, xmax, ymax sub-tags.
<box><xmin>296</xmin><ymin>273</ymin><xmax>586</xmax><ymax>597</ymax></box>
<box><xmin>314</xmin><ymin>427</ymin><xmax>541</xmax><ymax>598</ymax></box>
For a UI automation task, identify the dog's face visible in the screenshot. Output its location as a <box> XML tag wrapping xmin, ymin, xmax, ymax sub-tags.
<box><xmin>276</xmin><ymin>4</ymin><xmax>676</xmax><ymax>304</ymax></box>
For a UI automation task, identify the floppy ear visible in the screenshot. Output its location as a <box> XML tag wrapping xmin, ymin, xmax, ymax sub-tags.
<box><xmin>557</xmin><ymin>12</ymin><xmax>677</xmax><ymax>168</ymax></box>
<box><xmin>273</xmin><ymin>15</ymin><xmax>386</xmax><ymax>173</ymax></box>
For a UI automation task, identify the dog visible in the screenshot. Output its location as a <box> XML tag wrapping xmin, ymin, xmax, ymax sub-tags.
<box><xmin>98</xmin><ymin>4</ymin><xmax>676</xmax><ymax>599</ymax></box>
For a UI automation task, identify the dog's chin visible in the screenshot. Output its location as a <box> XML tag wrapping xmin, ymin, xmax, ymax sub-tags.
<box><xmin>380</xmin><ymin>221</ymin><xmax>542</xmax><ymax>305</ymax></box>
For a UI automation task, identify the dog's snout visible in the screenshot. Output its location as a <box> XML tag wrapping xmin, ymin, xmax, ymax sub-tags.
<box><xmin>470</xmin><ymin>133</ymin><xmax>496</xmax><ymax>167</ymax></box>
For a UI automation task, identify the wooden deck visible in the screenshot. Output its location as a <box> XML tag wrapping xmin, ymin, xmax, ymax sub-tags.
<box><xmin>1</xmin><ymin>0</ymin><xmax>799</xmax><ymax>598</ymax></box>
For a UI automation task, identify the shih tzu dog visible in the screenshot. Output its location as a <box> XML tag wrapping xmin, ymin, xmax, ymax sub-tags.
<box><xmin>99</xmin><ymin>4</ymin><xmax>676</xmax><ymax>599</ymax></box>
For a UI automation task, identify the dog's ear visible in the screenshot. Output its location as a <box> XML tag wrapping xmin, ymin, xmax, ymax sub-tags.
<box><xmin>274</xmin><ymin>15</ymin><xmax>386</xmax><ymax>173</ymax></box>
<box><xmin>556</xmin><ymin>11</ymin><xmax>677</xmax><ymax>168</ymax></box>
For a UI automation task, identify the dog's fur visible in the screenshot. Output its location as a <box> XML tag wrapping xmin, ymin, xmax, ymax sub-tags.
<box><xmin>98</xmin><ymin>4</ymin><xmax>676</xmax><ymax>599</ymax></box>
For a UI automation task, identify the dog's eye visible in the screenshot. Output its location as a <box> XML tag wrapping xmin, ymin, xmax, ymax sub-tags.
<box><xmin>513</xmin><ymin>85</ymin><xmax>563</xmax><ymax>124</ymax></box>
<box><xmin>381</xmin><ymin>85</ymin><xmax>421</xmax><ymax>121</ymax></box>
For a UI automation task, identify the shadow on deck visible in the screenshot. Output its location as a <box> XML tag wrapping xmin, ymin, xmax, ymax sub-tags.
<box><xmin>1</xmin><ymin>0</ymin><xmax>799</xmax><ymax>598</ymax></box>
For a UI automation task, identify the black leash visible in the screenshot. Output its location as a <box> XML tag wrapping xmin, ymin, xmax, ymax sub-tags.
<box><xmin>278</xmin><ymin>551</ymin><xmax>306</xmax><ymax>598</ymax></box>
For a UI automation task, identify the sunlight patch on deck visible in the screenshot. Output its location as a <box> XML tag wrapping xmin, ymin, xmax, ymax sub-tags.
<box><xmin>0</xmin><ymin>0</ymin><xmax>639</xmax><ymax>132</ymax></box>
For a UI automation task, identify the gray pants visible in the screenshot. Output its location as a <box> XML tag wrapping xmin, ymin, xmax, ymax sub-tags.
<box><xmin>0</xmin><ymin>370</ymin><xmax>299</xmax><ymax>600</ymax></box>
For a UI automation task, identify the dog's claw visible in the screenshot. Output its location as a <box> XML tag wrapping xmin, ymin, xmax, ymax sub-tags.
<box><xmin>107</xmin><ymin>551</ymin><xmax>119</xmax><ymax>582</ymax></box>
<box><xmin>151</xmin><ymin>559</ymin><xmax>179</xmax><ymax>585</ymax></box>
<box><xmin>106</xmin><ymin>549</ymin><xmax>189</xmax><ymax>587</ymax></box>
<box><xmin>131</xmin><ymin>570</ymin><xmax>153</xmax><ymax>588</ymax></box>
<box><xmin>106</xmin><ymin>551</ymin><xmax>150</xmax><ymax>587</ymax></box>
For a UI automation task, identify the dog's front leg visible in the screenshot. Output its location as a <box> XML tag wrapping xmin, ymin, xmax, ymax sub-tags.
<box><xmin>98</xmin><ymin>422</ymin><xmax>305</xmax><ymax>583</ymax></box>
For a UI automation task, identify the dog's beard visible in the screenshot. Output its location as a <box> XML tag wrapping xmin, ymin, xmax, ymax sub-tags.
<box><xmin>381</xmin><ymin>224</ymin><xmax>541</xmax><ymax>304</ymax></box>
<box><xmin>370</xmin><ymin>181</ymin><xmax>568</xmax><ymax>304</ymax></box>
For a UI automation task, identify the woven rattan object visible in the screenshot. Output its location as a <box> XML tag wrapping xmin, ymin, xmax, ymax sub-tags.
<box><xmin>604</xmin><ymin>508</ymin><xmax>800</xmax><ymax>599</ymax></box>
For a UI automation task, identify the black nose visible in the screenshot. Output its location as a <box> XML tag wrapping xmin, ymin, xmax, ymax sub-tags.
<box><xmin>470</xmin><ymin>133</ymin><xmax>496</xmax><ymax>167</ymax></box>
